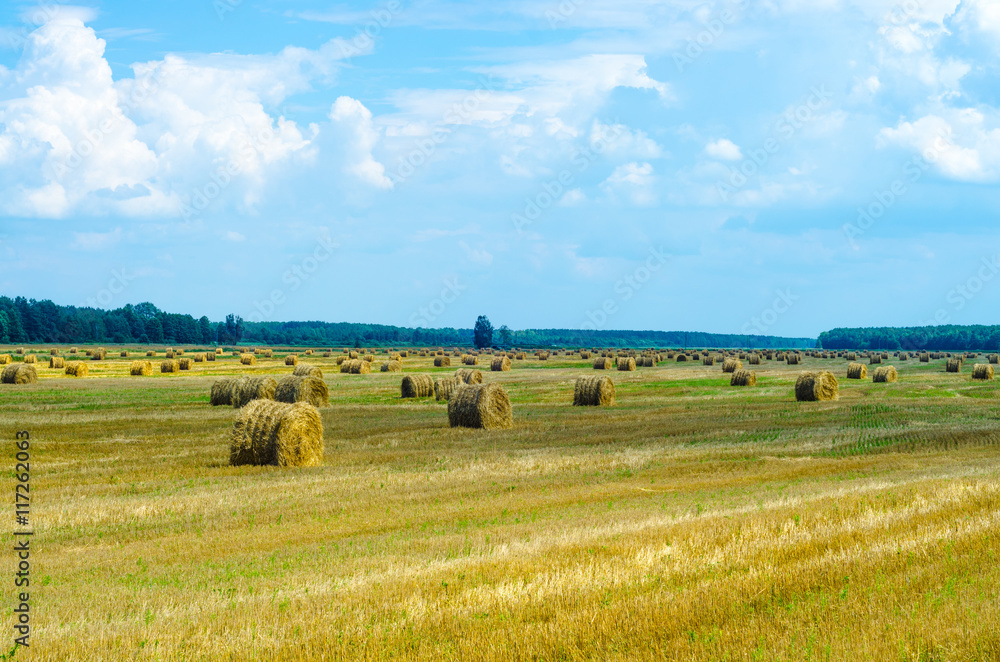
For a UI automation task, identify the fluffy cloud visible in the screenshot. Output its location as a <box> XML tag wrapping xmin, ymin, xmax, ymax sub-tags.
<box><xmin>880</xmin><ymin>109</ymin><xmax>1000</xmax><ymax>182</ymax></box>
<box><xmin>327</xmin><ymin>96</ymin><xmax>392</xmax><ymax>189</ymax></box>
<box><xmin>601</xmin><ymin>162</ymin><xmax>658</xmax><ymax>205</ymax></box>
<box><xmin>705</xmin><ymin>139</ymin><xmax>743</xmax><ymax>161</ymax></box>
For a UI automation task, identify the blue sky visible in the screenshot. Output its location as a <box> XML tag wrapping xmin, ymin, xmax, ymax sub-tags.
<box><xmin>0</xmin><ymin>0</ymin><xmax>998</xmax><ymax>338</ymax></box>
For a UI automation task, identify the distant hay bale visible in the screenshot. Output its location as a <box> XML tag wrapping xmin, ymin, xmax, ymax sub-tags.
<box><xmin>23</xmin><ymin>355</ymin><xmax>36</xmax><ymax>364</ymax></box>
<box><xmin>349</xmin><ymin>351</ymin><xmax>359</xmax><ymax>359</ymax></box>
<box><xmin>347</xmin><ymin>359</ymin><xmax>369</xmax><ymax>374</ymax></box>
<box><xmin>676</xmin><ymin>354</ymin><xmax>689</xmax><ymax>362</ymax></box>
<box><xmin>70</xmin><ymin>347</ymin><xmax>78</xmax><ymax>354</ymax></box>
<box><xmin>216</xmin><ymin>348</ymin><xmax>223</xmax><ymax>355</ymax></box>
<box><xmin>434</xmin><ymin>377</ymin><xmax>458</xmax><ymax>401</ymax></box>
<box><xmin>537</xmin><ymin>351</ymin><xmax>550</xmax><ymax>361</ymax></box>
<box><xmin>616</xmin><ymin>356</ymin><xmax>636</xmax><ymax>371</ymax></box>
<box><xmin>335</xmin><ymin>356</ymin><xmax>347</xmax><ymax>365</ymax></box>
<box><xmin>49</xmin><ymin>348</ymin><xmax>59</xmax><ymax>356</ymax></box>
<box><xmin>972</xmin><ymin>364</ymin><xmax>994</xmax><ymax>381</ymax></box>
<box><xmin>786</xmin><ymin>354</ymin><xmax>800</xmax><ymax>365</ymax></box>
<box><xmin>323</xmin><ymin>351</ymin><xmax>333</xmax><ymax>358</ymax></box>
<box><xmin>193</xmin><ymin>353</ymin><xmax>205</xmax><ymax>363</ymax></box>
<box><xmin>491</xmin><ymin>356</ymin><xmax>511</xmax><ymax>372</ymax></box>
<box><xmin>847</xmin><ymin>362</ymin><xmax>867</xmax><ymax>379</ymax></box>
<box><xmin>946</xmin><ymin>358</ymin><xmax>962</xmax><ymax>373</ymax></box>
<box><xmin>448</xmin><ymin>383</ymin><xmax>513</xmax><ymax>430</ymax></box>
<box><xmin>210</xmin><ymin>377</ymin><xmax>237</xmax><ymax>406</ymax></box>
<box><xmin>381</xmin><ymin>360</ymin><xmax>402</xmax><ymax>373</ymax></box>
<box><xmin>748</xmin><ymin>354</ymin><xmax>761</xmax><ymax>365</ymax></box>
<box><xmin>15</xmin><ymin>347</ymin><xmax>23</xmax><ymax>355</ymax></box>
<box><xmin>146</xmin><ymin>351</ymin><xmax>155</xmax><ymax>357</ymax></box>
<box><xmin>399</xmin><ymin>351</ymin><xmax>408</xmax><ymax>358</ymax></box>
<box><xmin>872</xmin><ymin>366</ymin><xmax>898</xmax><ymax>383</ymax></box>
<box><xmin>574</xmin><ymin>375</ymin><xmax>615</xmax><ymax>406</ymax></box>
<box><xmin>274</xmin><ymin>375</ymin><xmax>329</xmax><ymax>408</ymax></box>
<box><xmin>231</xmin><ymin>375</ymin><xmax>278</xmax><ymax>408</ymax></box>
<box><xmin>515</xmin><ymin>352</ymin><xmax>526</xmax><ymax>360</ymax></box>
<box><xmin>261</xmin><ymin>349</ymin><xmax>273</xmax><ymax>358</ymax></box>
<box><xmin>390</xmin><ymin>353</ymin><xmax>402</xmax><ymax>362</ymax></box>
<box><xmin>869</xmin><ymin>354</ymin><xmax>882</xmax><ymax>365</ymax></box>
<box><xmin>129</xmin><ymin>360</ymin><xmax>152</xmax><ymax>376</ymax></box>
<box><xmin>229</xmin><ymin>399</ymin><xmax>324</xmax><ymax>468</ymax></box>
<box><xmin>293</xmin><ymin>365</ymin><xmax>323</xmax><ymax>379</ymax></box>
<box><xmin>363</xmin><ymin>354</ymin><xmax>375</xmax><ymax>362</ymax></box>
<box><xmin>637</xmin><ymin>356</ymin><xmax>654</xmax><ymax>367</ymax></box>
<box><xmin>206</xmin><ymin>352</ymin><xmax>215</xmax><ymax>362</ymax></box>
<box><xmin>178</xmin><ymin>358</ymin><xmax>193</xmax><ymax>370</ymax></box>
<box><xmin>161</xmin><ymin>360</ymin><xmax>180</xmax><ymax>373</ymax></box>
<box><xmin>989</xmin><ymin>354</ymin><xmax>1000</xmax><ymax>365</ymax></box>
<box><xmin>240</xmin><ymin>354</ymin><xmax>256</xmax><ymax>366</ymax></box>
<box><xmin>49</xmin><ymin>356</ymin><xmax>65</xmax><ymax>369</ymax></box>
<box><xmin>702</xmin><ymin>355</ymin><xmax>715</xmax><ymax>366</ymax></box>
<box><xmin>305</xmin><ymin>349</ymin><xmax>314</xmax><ymax>355</ymax></box>
<box><xmin>285</xmin><ymin>355</ymin><xmax>298</xmax><ymax>366</ymax></box>
<box><xmin>455</xmin><ymin>368</ymin><xmax>483</xmax><ymax>384</ymax></box>
<box><xmin>402</xmin><ymin>374</ymin><xmax>434</xmax><ymax>398</ymax></box>
<box><xmin>339</xmin><ymin>361</ymin><xmax>351</xmax><ymax>373</ymax></box>
<box><xmin>0</xmin><ymin>355</ymin><xmax>10</xmax><ymax>365</ymax></box>
<box><xmin>593</xmin><ymin>357</ymin><xmax>613</xmax><ymax>370</ymax></box>
<box><xmin>434</xmin><ymin>356</ymin><xmax>452</xmax><ymax>367</ymax></box>
<box><xmin>165</xmin><ymin>350</ymin><xmax>175</xmax><ymax>359</ymax></box>
<box><xmin>795</xmin><ymin>371</ymin><xmax>839</xmax><ymax>402</ymax></box>
<box><xmin>919</xmin><ymin>353</ymin><xmax>930</xmax><ymax>362</ymax></box>
<box><xmin>120</xmin><ymin>351</ymin><xmax>129</xmax><ymax>358</ymax></box>
<box><xmin>65</xmin><ymin>362</ymin><xmax>88</xmax><ymax>378</ymax></box>
<box><xmin>730</xmin><ymin>369</ymin><xmax>757</xmax><ymax>387</ymax></box>
<box><xmin>722</xmin><ymin>358</ymin><xmax>742</xmax><ymax>373</ymax></box>
<box><xmin>580</xmin><ymin>351</ymin><xmax>592</xmax><ymax>359</ymax></box>
<box><xmin>176</xmin><ymin>349</ymin><xmax>185</xmax><ymax>355</ymax></box>
<box><xmin>1</xmin><ymin>364</ymin><xmax>37</xmax><ymax>384</ymax></box>
<box><xmin>462</xmin><ymin>355</ymin><xmax>478</xmax><ymax>366</ymax></box>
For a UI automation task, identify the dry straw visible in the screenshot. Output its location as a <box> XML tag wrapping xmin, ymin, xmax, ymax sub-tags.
<box><xmin>293</xmin><ymin>365</ymin><xmax>323</xmax><ymax>379</ymax></box>
<box><xmin>455</xmin><ymin>368</ymin><xmax>483</xmax><ymax>384</ymax></box>
<box><xmin>676</xmin><ymin>354</ymin><xmax>689</xmax><ymax>362</ymax></box>
<box><xmin>0</xmin><ymin>355</ymin><xmax>10</xmax><ymax>365</ymax></box>
<box><xmin>206</xmin><ymin>352</ymin><xmax>216</xmax><ymax>362</ymax></box>
<box><xmin>146</xmin><ymin>351</ymin><xmax>155</xmax><ymax>357</ymax></box>
<box><xmin>240</xmin><ymin>354</ymin><xmax>256</xmax><ymax>366</ymax></box>
<box><xmin>946</xmin><ymin>358</ymin><xmax>962</xmax><ymax>373</ymax></box>
<box><xmin>593</xmin><ymin>357</ymin><xmax>613</xmax><ymax>370</ymax></box>
<box><xmin>210</xmin><ymin>377</ymin><xmax>237</xmax><ymax>406</ymax></box>
<box><xmin>702</xmin><ymin>355</ymin><xmax>715</xmax><ymax>366</ymax></box>
<box><xmin>919</xmin><ymin>353</ymin><xmax>930</xmax><ymax>362</ymax></box>
<box><xmin>448</xmin><ymin>383</ymin><xmax>513</xmax><ymax>429</ymax></box>
<box><xmin>381</xmin><ymin>361</ymin><xmax>402</xmax><ymax>373</ymax></box>
<box><xmin>165</xmin><ymin>350</ymin><xmax>175</xmax><ymax>359</ymax></box>
<box><xmin>285</xmin><ymin>355</ymin><xmax>299</xmax><ymax>366</ymax></box>
<box><xmin>573</xmin><ymin>375</ymin><xmax>615</xmax><ymax>406</ymax></box>
<box><xmin>193</xmin><ymin>353</ymin><xmax>205</xmax><ymax>363</ymax></box>
<box><xmin>64</xmin><ymin>362</ymin><xmax>88</xmax><ymax>378</ymax></box>
<box><xmin>722</xmin><ymin>358</ymin><xmax>742</xmax><ymax>373</ymax></box>
<box><xmin>336</xmin><ymin>356</ymin><xmax>347</xmax><ymax>365</ymax></box>
<box><xmin>349</xmin><ymin>359</ymin><xmax>370</xmax><ymax>374</ymax></box>
<box><xmin>231</xmin><ymin>375</ymin><xmax>278</xmax><ymax>408</ymax></box>
<box><xmin>49</xmin><ymin>356</ymin><xmax>65</xmax><ymax>369</ymax></box>
<box><xmin>869</xmin><ymin>354</ymin><xmax>882</xmax><ymax>365</ymax></box>
<box><xmin>216</xmin><ymin>348</ymin><xmax>223</xmax><ymax>355</ymax></box>
<box><xmin>872</xmin><ymin>366</ymin><xmax>898</xmax><ymax>383</ymax></box>
<box><xmin>229</xmin><ymin>399</ymin><xmax>324</xmax><ymax>467</ymax></box>
<box><xmin>401</xmin><ymin>374</ymin><xmax>434</xmax><ymax>398</ymax></box>
<box><xmin>462</xmin><ymin>355</ymin><xmax>478</xmax><ymax>366</ymax></box>
<box><xmin>129</xmin><ymin>360</ymin><xmax>152</xmax><ymax>376</ymax></box>
<box><xmin>989</xmin><ymin>354</ymin><xmax>1000</xmax><ymax>365</ymax></box>
<box><xmin>786</xmin><ymin>354</ymin><xmax>801</xmax><ymax>365</ymax></box>
<box><xmin>748</xmin><ymin>354</ymin><xmax>761</xmax><ymax>365</ymax></box>
<box><xmin>274</xmin><ymin>375</ymin><xmax>329</xmax><ymax>407</ymax></box>
<box><xmin>795</xmin><ymin>371</ymin><xmax>839</xmax><ymax>401</ymax></box>
<box><xmin>434</xmin><ymin>377</ymin><xmax>458</xmax><ymax>401</ymax></box>
<box><xmin>70</xmin><ymin>347</ymin><xmax>78</xmax><ymax>354</ymax></box>
<box><xmin>580</xmin><ymin>351</ymin><xmax>592</xmax><ymax>359</ymax></box>
<box><xmin>23</xmin><ymin>355</ymin><xmax>36</xmax><ymax>364</ymax></box>
<box><xmin>434</xmin><ymin>356</ymin><xmax>452</xmax><ymax>367</ymax></box>
<box><xmin>1</xmin><ymin>364</ymin><xmax>37</xmax><ymax>384</ymax></box>
<box><xmin>730</xmin><ymin>369</ymin><xmax>757</xmax><ymax>387</ymax></box>
<box><xmin>349</xmin><ymin>351</ymin><xmax>359</xmax><ymax>359</ymax></box>
<box><xmin>491</xmin><ymin>356</ymin><xmax>511</xmax><ymax>372</ymax></box>
<box><xmin>847</xmin><ymin>362</ymin><xmax>867</xmax><ymax>379</ymax></box>
<box><xmin>972</xmin><ymin>364</ymin><xmax>994</xmax><ymax>380</ymax></box>
<box><xmin>616</xmin><ymin>356</ymin><xmax>636</xmax><ymax>371</ymax></box>
<box><xmin>179</xmin><ymin>358</ymin><xmax>193</xmax><ymax>370</ymax></box>
<box><xmin>161</xmin><ymin>360</ymin><xmax>180</xmax><ymax>373</ymax></box>
<box><xmin>120</xmin><ymin>350</ymin><xmax>129</xmax><ymax>358</ymax></box>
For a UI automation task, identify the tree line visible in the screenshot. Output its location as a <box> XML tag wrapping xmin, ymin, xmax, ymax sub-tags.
<box><xmin>818</xmin><ymin>325</ymin><xmax>1000</xmax><ymax>351</ymax></box>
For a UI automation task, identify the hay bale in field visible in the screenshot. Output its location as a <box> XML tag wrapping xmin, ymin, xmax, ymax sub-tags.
<box><xmin>537</xmin><ymin>351</ymin><xmax>550</xmax><ymax>360</ymax></box>
<box><xmin>229</xmin><ymin>399</ymin><xmax>324</xmax><ymax>468</ymax></box>
<box><xmin>972</xmin><ymin>364</ymin><xmax>994</xmax><ymax>381</ymax></box>
<box><xmin>305</xmin><ymin>349</ymin><xmax>314</xmax><ymax>356</ymax></box>
<box><xmin>240</xmin><ymin>354</ymin><xmax>256</xmax><ymax>366</ymax></box>
<box><xmin>869</xmin><ymin>354</ymin><xmax>882</xmax><ymax>365</ymax></box>
<box><xmin>448</xmin><ymin>383</ymin><xmax>513</xmax><ymax>429</ymax></box>
<box><xmin>399</xmin><ymin>351</ymin><xmax>408</xmax><ymax>358</ymax></box>
<box><xmin>872</xmin><ymin>366</ymin><xmax>898</xmax><ymax>383</ymax></box>
<box><xmin>593</xmin><ymin>357</ymin><xmax>613</xmax><ymax>370</ymax></box>
<box><xmin>1</xmin><ymin>364</ymin><xmax>37</xmax><ymax>384</ymax></box>
<box><xmin>434</xmin><ymin>356</ymin><xmax>452</xmax><ymax>367</ymax></box>
<box><xmin>178</xmin><ymin>358</ymin><xmax>193</xmax><ymax>370</ymax></box>
<box><xmin>515</xmin><ymin>352</ymin><xmax>526</xmax><ymax>360</ymax></box>
<box><xmin>349</xmin><ymin>351</ymin><xmax>359</xmax><ymax>359</ymax></box>
<box><xmin>899</xmin><ymin>353</ymin><xmax>908</xmax><ymax>361</ymax></box>
<box><xmin>0</xmin><ymin>355</ymin><xmax>10</xmax><ymax>365</ymax></box>
<box><xmin>491</xmin><ymin>356</ymin><xmax>511</xmax><ymax>372</ymax></box>
<box><xmin>335</xmin><ymin>356</ymin><xmax>347</xmax><ymax>365</ymax></box>
<box><xmin>210</xmin><ymin>377</ymin><xmax>237</xmax><ymax>406</ymax></box>
<box><xmin>573</xmin><ymin>375</ymin><xmax>615</xmax><ymax>406</ymax></box>
<box><xmin>946</xmin><ymin>358</ymin><xmax>962</xmax><ymax>373</ymax></box>
<box><xmin>748</xmin><ymin>354</ymin><xmax>761</xmax><ymax>365</ymax></box>
<box><xmin>616</xmin><ymin>356</ymin><xmax>636</xmax><ymax>371</ymax></box>
<box><xmin>129</xmin><ymin>360</ymin><xmax>152</xmax><ymax>376</ymax></box>
<box><xmin>339</xmin><ymin>361</ymin><xmax>351</xmax><ymax>373</ymax></box>
<box><xmin>455</xmin><ymin>368</ymin><xmax>483</xmax><ymax>384</ymax></box>
<box><xmin>193</xmin><ymin>353</ymin><xmax>205</xmax><ymax>363</ymax></box>
<box><xmin>70</xmin><ymin>347</ymin><xmax>78</xmax><ymax>354</ymax></box>
<box><xmin>919</xmin><ymin>353</ymin><xmax>930</xmax><ymax>362</ymax></box>
<box><xmin>322</xmin><ymin>351</ymin><xmax>333</xmax><ymax>358</ymax></box>
<box><xmin>49</xmin><ymin>356</ymin><xmax>65</xmax><ymax>369</ymax></box>
<box><xmin>64</xmin><ymin>362</ymin><xmax>88</xmax><ymax>378</ymax></box>
<box><xmin>363</xmin><ymin>354</ymin><xmax>375</xmax><ymax>362</ymax></box>
<box><xmin>381</xmin><ymin>360</ymin><xmax>402</xmax><ymax>373</ymax></box>
<box><xmin>637</xmin><ymin>356</ymin><xmax>654</xmax><ymax>367</ymax></box>
<box><xmin>216</xmin><ymin>348</ymin><xmax>223</xmax><ymax>355</ymax></box>
<box><xmin>146</xmin><ymin>350</ymin><xmax>155</xmax><ymax>357</ymax></box>
<box><xmin>989</xmin><ymin>354</ymin><xmax>1000</xmax><ymax>365</ymax></box>
<box><xmin>260</xmin><ymin>349</ymin><xmax>273</xmax><ymax>358</ymax></box>
<box><xmin>49</xmin><ymin>348</ymin><xmax>59</xmax><ymax>356</ymax></box>
<box><xmin>165</xmin><ymin>350</ymin><xmax>175</xmax><ymax>359</ymax></box>
<box><xmin>231</xmin><ymin>375</ymin><xmax>278</xmax><ymax>408</ymax></box>
<box><xmin>389</xmin><ymin>353</ymin><xmax>402</xmax><ymax>362</ymax></box>
<box><xmin>285</xmin><ymin>355</ymin><xmax>298</xmax><ymax>366</ymax></box>
<box><xmin>120</xmin><ymin>350</ymin><xmax>129</xmax><ymax>358</ymax></box>
<box><xmin>348</xmin><ymin>359</ymin><xmax>370</xmax><ymax>374</ymax></box>
<box><xmin>462</xmin><ymin>355</ymin><xmax>478</xmax><ymax>366</ymax></box>
<box><xmin>847</xmin><ymin>362</ymin><xmax>867</xmax><ymax>379</ymax></box>
<box><xmin>161</xmin><ymin>360</ymin><xmax>180</xmax><ymax>373</ymax></box>
<box><xmin>402</xmin><ymin>374</ymin><xmax>434</xmax><ymax>398</ymax></box>
<box><xmin>293</xmin><ymin>365</ymin><xmax>323</xmax><ymax>379</ymax></box>
<box><xmin>580</xmin><ymin>351</ymin><xmax>592</xmax><ymax>359</ymax></box>
<box><xmin>676</xmin><ymin>354</ymin><xmax>689</xmax><ymax>362</ymax></box>
<box><xmin>23</xmin><ymin>355</ymin><xmax>36</xmax><ymax>364</ymax></box>
<box><xmin>176</xmin><ymin>349</ymin><xmax>185</xmax><ymax>356</ymax></box>
<box><xmin>786</xmin><ymin>354</ymin><xmax>800</xmax><ymax>365</ymax></box>
<box><xmin>15</xmin><ymin>347</ymin><xmax>23</xmax><ymax>355</ymax></box>
<box><xmin>722</xmin><ymin>358</ymin><xmax>742</xmax><ymax>373</ymax></box>
<box><xmin>730</xmin><ymin>370</ymin><xmax>757</xmax><ymax>387</ymax></box>
<box><xmin>274</xmin><ymin>375</ymin><xmax>329</xmax><ymax>407</ymax></box>
<box><xmin>434</xmin><ymin>377</ymin><xmax>458</xmax><ymax>401</ymax></box>
<box><xmin>795</xmin><ymin>371</ymin><xmax>838</xmax><ymax>402</ymax></box>
<box><xmin>206</xmin><ymin>352</ymin><xmax>215</xmax><ymax>362</ymax></box>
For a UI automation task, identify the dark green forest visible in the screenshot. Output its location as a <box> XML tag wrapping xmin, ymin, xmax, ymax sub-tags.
<box><xmin>818</xmin><ymin>325</ymin><xmax>1000</xmax><ymax>351</ymax></box>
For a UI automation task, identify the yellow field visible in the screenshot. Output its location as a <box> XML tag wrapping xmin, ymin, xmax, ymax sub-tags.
<box><xmin>2</xmin><ymin>348</ymin><xmax>999</xmax><ymax>661</ymax></box>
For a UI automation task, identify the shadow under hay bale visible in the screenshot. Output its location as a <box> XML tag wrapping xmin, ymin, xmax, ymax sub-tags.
<box><xmin>872</xmin><ymin>366</ymin><xmax>898</xmax><ymax>383</ymax></box>
<box><xmin>795</xmin><ymin>371</ymin><xmax>838</xmax><ymax>401</ymax></box>
<box><xmin>129</xmin><ymin>360</ymin><xmax>152</xmax><ymax>376</ymax></box>
<box><xmin>231</xmin><ymin>375</ymin><xmax>278</xmax><ymax>408</ymax></box>
<box><xmin>730</xmin><ymin>369</ymin><xmax>756</xmax><ymax>387</ymax></box>
<box><xmin>402</xmin><ymin>374</ymin><xmax>434</xmax><ymax>398</ymax></box>
<box><xmin>2</xmin><ymin>364</ymin><xmax>37</xmax><ymax>384</ymax></box>
<box><xmin>274</xmin><ymin>375</ymin><xmax>329</xmax><ymax>407</ymax></box>
<box><xmin>448</xmin><ymin>383</ymin><xmax>513</xmax><ymax>429</ymax></box>
<box><xmin>229</xmin><ymin>399</ymin><xmax>324</xmax><ymax>467</ymax></box>
<box><xmin>574</xmin><ymin>375</ymin><xmax>615</xmax><ymax>406</ymax></box>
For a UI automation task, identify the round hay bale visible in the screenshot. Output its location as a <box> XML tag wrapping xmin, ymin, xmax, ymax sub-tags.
<box><xmin>160</xmin><ymin>360</ymin><xmax>180</xmax><ymax>373</ymax></box>
<box><xmin>178</xmin><ymin>358</ymin><xmax>193</xmax><ymax>370</ymax></box>
<box><xmin>285</xmin><ymin>355</ymin><xmax>299</xmax><ymax>366</ymax></box>
<box><xmin>206</xmin><ymin>352</ymin><xmax>216</xmax><ymax>362</ymax></box>
<box><xmin>50</xmin><ymin>348</ymin><xmax>59</xmax><ymax>355</ymax></box>
<box><xmin>231</xmin><ymin>375</ymin><xmax>278</xmax><ymax>408</ymax></box>
<box><xmin>389</xmin><ymin>353</ymin><xmax>402</xmax><ymax>362</ymax></box>
<box><xmin>129</xmin><ymin>360</ymin><xmax>153</xmax><ymax>376</ymax></box>
<box><xmin>335</xmin><ymin>356</ymin><xmax>347</xmax><ymax>365</ymax></box>
<box><xmin>193</xmin><ymin>353</ymin><xmax>205</xmax><ymax>363</ymax></box>
<box><xmin>580</xmin><ymin>351</ymin><xmax>592</xmax><ymax>359</ymax></box>
<box><xmin>229</xmin><ymin>399</ymin><xmax>324</xmax><ymax>467</ymax></box>
<box><xmin>165</xmin><ymin>350</ymin><xmax>175</xmax><ymax>359</ymax></box>
<box><xmin>730</xmin><ymin>369</ymin><xmax>756</xmax><ymax>386</ymax></box>
<box><xmin>216</xmin><ymin>348</ymin><xmax>223</xmax><ymax>355</ymax></box>
<box><xmin>448</xmin><ymin>383</ymin><xmax>513</xmax><ymax>430</ymax></box>
<box><xmin>305</xmin><ymin>349</ymin><xmax>314</xmax><ymax>356</ymax></box>
<box><xmin>434</xmin><ymin>377</ymin><xmax>458</xmax><ymax>401</ymax></box>
<box><xmin>676</xmin><ymin>354</ymin><xmax>689</xmax><ymax>362</ymax></box>
<box><xmin>946</xmin><ymin>358</ymin><xmax>962</xmax><ymax>373</ymax></box>
<box><xmin>988</xmin><ymin>354</ymin><xmax>999</xmax><ymax>365</ymax></box>
<box><xmin>64</xmin><ymin>362</ymin><xmax>88</xmax><ymax>378</ymax></box>
<box><xmin>240</xmin><ymin>354</ymin><xmax>256</xmax><ymax>366</ymax></box>
<box><xmin>15</xmin><ymin>348</ymin><xmax>23</xmax><ymax>355</ymax></box>
<box><xmin>381</xmin><ymin>360</ymin><xmax>402</xmax><ymax>373</ymax></box>
<box><xmin>491</xmin><ymin>356</ymin><xmax>511</xmax><ymax>372</ymax></box>
<box><xmin>573</xmin><ymin>376</ymin><xmax>615</xmax><ymax>406</ymax></box>
<box><xmin>0</xmin><ymin>355</ymin><xmax>11</xmax><ymax>365</ymax></box>
<box><xmin>120</xmin><ymin>351</ymin><xmax>129</xmax><ymax>358</ymax></box>
<box><xmin>722</xmin><ymin>358</ymin><xmax>742</xmax><ymax>373</ymax></box>
<box><xmin>795</xmin><ymin>371</ymin><xmax>839</xmax><ymax>402</ymax></box>
<box><xmin>261</xmin><ymin>349</ymin><xmax>273</xmax><ymax>358</ymax></box>
<box><xmin>349</xmin><ymin>351</ymin><xmax>359</xmax><ymax>360</ymax></box>
<box><xmin>293</xmin><ymin>365</ymin><xmax>323</xmax><ymax>379</ymax></box>
<box><xmin>786</xmin><ymin>354</ymin><xmax>800</xmax><ymax>365</ymax></box>
<box><xmin>434</xmin><ymin>356</ymin><xmax>452</xmax><ymax>367</ymax></box>
<box><xmin>399</xmin><ymin>351</ymin><xmax>408</xmax><ymax>358</ymax></box>
<box><xmin>23</xmin><ymin>355</ymin><xmax>36</xmax><ymax>364</ymax></box>
<box><xmin>847</xmin><ymin>362</ymin><xmax>867</xmax><ymax>379</ymax></box>
<box><xmin>872</xmin><ymin>366</ymin><xmax>898</xmax><ymax>383</ymax></box>
<box><xmin>146</xmin><ymin>351</ymin><xmax>155</xmax><ymax>357</ymax></box>
<box><xmin>210</xmin><ymin>377</ymin><xmax>237</xmax><ymax>406</ymax></box>
<box><xmin>616</xmin><ymin>356</ymin><xmax>636</xmax><ymax>371</ymax></box>
<box><xmin>274</xmin><ymin>375</ymin><xmax>329</xmax><ymax>407</ymax></box>
<box><xmin>537</xmin><ymin>351</ymin><xmax>550</xmax><ymax>361</ymax></box>
<box><xmin>462</xmin><ymin>355</ymin><xmax>478</xmax><ymax>366</ymax></box>
<box><xmin>972</xmin><ymin>364</ymin><xmax>994</xmax><ymax>381</ymax></box>
<box><xmin>363</xmin><ymin>354</ymin><xmax>375</xmax><ymax>363</ymax></box>
<box><xmin>919</xmin><ymin>353</ymin><xmax>930</xmax><ymax>362</ymax></box>
<box><xmin>748</xmin><ymin>354</ymin><xmax>761</xmax><ymax>365</ymax></box>
<box><xmin>402</xmin><ymin>374</ymin><xmax>434</xmax><ymax>398</ymax></box>
<box><xmin>49</xmin><ymin>356</ymin><xmax>65</xmax><ymax>369</ymax></box>
<box><xmin>1</xmin><ymin>364</ymin><xmax>37</xmax><ymax>384</ymax></box>
<box><xmin>702</xmin><ymin>356</ymin><xmax>715</xmax><ymax>366</ymax></box>
<box><xmin>455</xmin><ymin>368</ymin><xmax>483</xmax><ymax>384</ymax></box>
<box><xmin>515</xmin><ymin>352</ymin><xmax>526</xmax><ymax>360</ymax></box>
<box><xmin>70</xmin><ymin>347</ymin><xmax>78</xmax><ymax>354</ymax></box>
<box><xmin>593</xmin><ymin>357</ymin><xmax>613</xmax><ymax>370</ymax></box>
<box><xmin>349</xmin><ymin>359</ymin><xmax>370</xmax><ymax>374</ymax></box>
<box><xmin>869</xmin><ymin>354</ymin><xmax>882</xmax><ymax>365</ymax></box>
